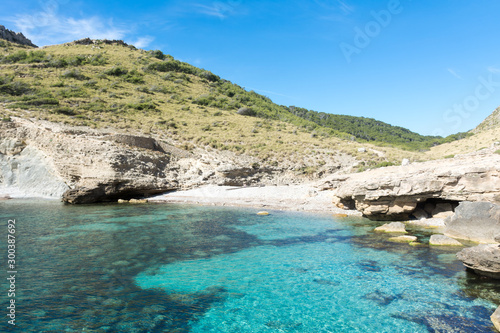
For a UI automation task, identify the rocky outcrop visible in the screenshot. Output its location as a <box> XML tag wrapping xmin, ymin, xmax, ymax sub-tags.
<box><xmin>456</xmin><ymin>244</ymin><xmax>500</xmax><ymax>279</ymax></box>
<box><xmin>0</xmin><ymin>117</ymin><xmax>283</xmax><ymax>203</ymax></box>
<box><xmin>324</xmin><ymin>151</ymin><xmax>500</xmax><ymax>220</ymax></box>
<box><xmin>444</xmin><ymin>202</ymin><xmax>500</xmax><ymax>243</ymax></box>
<box><xmin>0</xmin><ymin>25</ymin><xmax>37</xmax><ymax>47</ymax></box>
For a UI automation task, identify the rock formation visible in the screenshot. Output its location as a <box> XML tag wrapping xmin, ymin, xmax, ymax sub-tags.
<box><xmin>444</xmin><ymin>202</ymin><xmax>500</xmax><ymax>243</ymax></box>
<box><xmin>0</xmin><ymin>25</ymin><xmax>37</xmax><ymax>47</ymax></box>
<box><xmin>0</xmin><ymin>117</ymin><xmax>282</xmax><ymax>203</ymax></box>
<box><xmin>323</xmin><ymin>151</ymin><xmax>500</xmax><ymax>220</ymax></box>
<box><xmin>428</xmin><ymin>235</ymin><xmax>463</xmax><ymax>246</ymax></box>
<box><xmin>456</xmin><ymin>244</ymin><xmax>500</xmax><ymax>279</ymax></box>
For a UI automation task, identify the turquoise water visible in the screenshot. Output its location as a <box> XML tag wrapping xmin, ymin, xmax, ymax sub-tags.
<box><xmin>0</xmin><ymin>200</ymin><xmax>499</xmax><ymax>332</ymax></box>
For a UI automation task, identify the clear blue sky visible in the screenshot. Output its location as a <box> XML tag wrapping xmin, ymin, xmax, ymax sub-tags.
<box><xmin>3</xmin><ymin>0</ymin><xmax>500</xmax><ymax>136</ymax></box>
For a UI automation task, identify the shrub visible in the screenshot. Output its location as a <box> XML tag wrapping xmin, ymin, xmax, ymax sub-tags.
<box><xmin>199</xmin><ymin>70</ymin><xmax>219</xmax><ymax>82</ymax></box>
<box><xmin>124</xmin><ymin>70</ymin><xmax>144</xmax><ymax>84</ymax></box>
<box><xmin>62</xmin><ymin>69</ymin><xmax>86</xmax><ymax>80</ymax></box>
<box><xmin>0</xmin><ymin>81</ymin><xmax>33</xmax><ymax>95</ymax></box>
<box><xmin>495</xmin><ymin>149</ymin><xmax>500</xmax><ymax>155</ymax></box>
<box><xmin>127</xmin><ymin>102</ymin><xmax>157</xmax><ymax>111</ymax></box>
<box><xmin>52</xmin><ymin>107</ymin><xmax>76</xmax><ymax>115</ymax></box>
<box><xmin>148</xmin><ymin>50</ymin><xmax>166</xmax><ymax>60</ymax></box>
<box><xmin>237</xmin><ymin>107</ymin><xmax>256</xmax><ymax>116</ymax></box>
<box><xmin>105</xmin><ymin>66</ymin><xmax>128</xmax><ymax>76</ymax></box>
<box><xmin>1</xmin><ymin>50</ymin><xmax>27</xmax><ymax>63</ymax></box>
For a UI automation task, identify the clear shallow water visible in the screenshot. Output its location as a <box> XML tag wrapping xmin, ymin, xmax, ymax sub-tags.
<box><xmin>0</xmin><ymin>200</ymin><xmax>499</xmax><ymax>332</ymax></box>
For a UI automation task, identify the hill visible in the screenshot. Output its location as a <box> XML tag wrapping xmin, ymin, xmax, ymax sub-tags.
<box><xmin>0</xmin><ymin>36</ymin><xmax>482</xmax><ymax>176</ymax></box>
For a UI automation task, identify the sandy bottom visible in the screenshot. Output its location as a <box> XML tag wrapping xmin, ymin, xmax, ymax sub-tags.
<box><xmin>150</xmin><ymin>184</ymin><xmax>361</xmax><ymax>215</ymax></box>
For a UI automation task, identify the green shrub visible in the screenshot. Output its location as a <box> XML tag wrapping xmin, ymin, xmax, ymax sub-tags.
<box><xmin>0</xmin><ymin>81</ymin><xmax>33</xmax><ymax>95</ymax></box>
<box><xmin>148</xmin><ymin>50</ymin><xmax>166</xmax><ymax>60</ymax></box>
<box><xmin>199</xmin><ymin>70</ymin><xmax>219</xmax><ymax>82</ymax></box>
<box><xmin>444</xmin><ymin>154</ymin><xmax>455</xmax><ymax>159</ymax></box>
<box><xmin>62</xmin><ymin>69</ymin><xmax>86</xmax><ymax>80</ymax></box>
<box><xmin>237</xmin><ymin>107</ymin><xmax>256</xmax><ymax>116</ymax></box>
<box><xmin>124</xmin><ymin>70</ymin><xmax>144</xmax><ymax>84</ymax></box>
<box><xmin>1</xmin><ymin>50</ymin><xmax>27</xmax><ymax>63</ymax></box>
<box><xmin>495</xmin><ymin>149</ymin><xmax>500</xmax><ymax>155</ymax></box>
<box><xmin>52</xmin><ymin>107</ymin><xmax>77</xmax><ymax>115</ymax></box>
<box><xmin>105</xmin><ymin>66</ymin><xmax>128</xmax><ymax>76</ymax></box>
<box><xmin>127</xmin><ymin>102</ymin><xmax>157</xmax><ymax>111</ymax></box>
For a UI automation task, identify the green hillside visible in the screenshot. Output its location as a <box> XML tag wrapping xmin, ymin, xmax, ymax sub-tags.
<box><xmin>0</xmin><ymin>37</ymin><xmax>464</xmax><ymax>171</ymax></box>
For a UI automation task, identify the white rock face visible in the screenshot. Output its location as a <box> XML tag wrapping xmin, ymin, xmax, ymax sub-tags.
<box><xmin>0</xmin><ymin>144</ymin><xmax>68</xmax><ymax>198</ymax></box>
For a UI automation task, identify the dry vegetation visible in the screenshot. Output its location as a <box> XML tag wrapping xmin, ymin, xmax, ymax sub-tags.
<box><xmin>1</xmin><ymin>39</ymin><xmax>497</xmax><ymax>174</ymax></box>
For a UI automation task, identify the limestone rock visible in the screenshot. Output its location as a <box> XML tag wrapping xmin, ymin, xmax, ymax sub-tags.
<box><xmin>444</xmin><ymin>202</ymin><xmax>500</xmax><ymax>243</ymax></box>
<box><xmin>374</xmin><ymin>222</ymin><xmax>407</xmax><ymax>233</ymax></box>
<box><xmin>388</xmin><ymin>235</ymin><xmax>417</xmax><ymax>243</ymax></box>
<box><xmin>324</xmin><ymin>151</ymin><xmax>500</xmax><ymax>220</ymax></box>
<box><xmin>407</xmin><ymin>218</ymin><xmax>445</xmax><ymax>229</ymax></box>
<box><xmin>429</xmin><ymin>235</ymin><xmax>463</xmax><ymax>246</ymax></box>
<box><xmin>456</xmin><ymin>244</ymin><xmax>500</xmax><ymax>279</ymax></box>
<box><xmin>129</xmin><ymin>199</ymin><xmax>148</xmax><ymax>204</ymax></box>
<box><xmin>492</xmin><ymin>306</ymin><xmax>500</xmax><ymax>332</ymax></box>
<box><xmin>0</xmin><ymin>25</ymin><xmax>37</xmax><ymax>47</ymax></box>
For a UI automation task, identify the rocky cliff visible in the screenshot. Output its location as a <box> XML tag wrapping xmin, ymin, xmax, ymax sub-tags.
<box><xmin>0</xmin><ymin>117</ymin><xmax>296</xmax><ymax>202</ymax></box>
<box><xmin>0</xmin><ymin>25</ymin><xmax>37</xmax><ymax>47</ymax></box>
<box><xmin>322</xmin><ymin>149</ymin><xmax>500</xmax><ymax>220</ymax></box>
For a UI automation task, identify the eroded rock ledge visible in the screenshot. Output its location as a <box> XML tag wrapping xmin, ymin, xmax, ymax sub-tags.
<box><xmin>0</xmin><ymin>118</ymin><xmax>290</xmax><ymax>203</ymax></box>
<box><xmin>322</xmin><ymin>152</ymin><xmax>500</xmax><ymax>220</ymax></box>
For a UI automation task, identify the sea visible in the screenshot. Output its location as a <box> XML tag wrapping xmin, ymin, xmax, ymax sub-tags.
<box><xmin>0</xmin><ymin>199</ymin><xmax>499</xmax><ymax>332</ymax></box>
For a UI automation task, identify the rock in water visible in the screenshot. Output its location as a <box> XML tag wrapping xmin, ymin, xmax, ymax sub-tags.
<box><xmin>429</xmin><ymin>235</ymin><xmax>463</xmax><ymax>246</ymax></box>
<box><xmin>445</xmin><ymin>202</ymin><xmax>500</xmax><ymax>243</ymax></box>
<box><xmin>456</xmin><ymin>244</ymin><xmax>500</xmax><ymax>279</ymax></box>
<box><xmin>492</xmin><ymin>306</ymin><xmax>500</xmax><ymax>331</ymax></box>
<box><xmin>388</xmin><ymin>235</ymin><xmax>417</xmax><ymax>243</ymax></box>
<box><xmin>374</xmin><ymin>222</ymin><xmax>407</xmax><ymax>233</ymax></box>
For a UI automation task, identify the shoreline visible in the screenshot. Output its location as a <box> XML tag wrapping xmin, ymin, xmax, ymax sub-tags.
<box><xmin>149</xmin><ymin>184</ymin><xmax>362</xmax><ymax>216</ymax></box>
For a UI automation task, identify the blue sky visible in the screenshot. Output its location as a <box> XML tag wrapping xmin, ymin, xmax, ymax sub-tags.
<box><xmin>3</xmin><ymin>0</ymin><xmax>500</xmax><ymax>136</ymax></box>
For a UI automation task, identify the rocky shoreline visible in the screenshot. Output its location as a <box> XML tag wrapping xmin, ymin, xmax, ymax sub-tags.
<box><xmin>1</xmin><ymin>117</ymin><xmax>500</xmax><ymax>329</ymax></box>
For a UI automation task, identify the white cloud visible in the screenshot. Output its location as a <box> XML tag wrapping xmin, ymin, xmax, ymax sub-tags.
<box><xmin>487</xmin><ymin>66</ymin><xmax>500</xmax><ymax>74</ymax></box>
<box><xmin>9</xmin><ymin>9</ymin><xmax>127</xmax><ymax>46</ymax></box>
<box><xmin>447</xmin><ymin>68</ymin><xmax>462</xmax><ymax>80</ymax></box>
<box><xmin>193</xmin><ymin>2</ymin><xmax>240</xmax><ymax>19</ymax></box>
<box><xmin>129</xmin><ymin>36</ymin><xmax>155</xmax><ymax>48</ymax></box>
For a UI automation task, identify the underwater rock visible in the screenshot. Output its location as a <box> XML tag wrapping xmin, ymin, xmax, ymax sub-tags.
<box><xmin>429</xmin><ymin>235</ymin><xmax>463</xmax><ymax>246</ymax></box>
<box><xmin>388</xmin><ymin>235</ymin><xmax>417</xmax><ymax>243</ymax></box>
<box><xmin>374</xmin><ymin>222</ymin><xmax>407</xmax><ymax>233</ymax></box>
<box><xmin>492</xmin><ymin>306</ymin><xmax>500</xmax><ymax>331</ymax></box>
<box><xmin>456</xmin><ymin>244</ymin><xmax>500</xmax><ymax>279</ymax></box>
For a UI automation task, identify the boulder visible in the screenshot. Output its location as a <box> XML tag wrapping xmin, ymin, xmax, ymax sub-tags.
<box><xmin>444</xmin><ymin>202</ymin><xmax>500</xmax><ymax>243</ymax></box>
<box><xmin>456</xmin><ymin>244</ymin><xmax>500</xmax><ymax>279</ymax></box>
<box><xmin>492</xmin><ymin>306</ymin><xmax>500</xmax><ymax>332</ymax></box>
<box><xmin>388</xmin><ymin>235</ymin><xmax>417</xmax><ymax>243</ymax></box>
<box><xmin>429</xmin><ymin>235</ymin><xmax>463</xmax><ymax>246</ymax></box>
<box><xmin>374</xmin><ymin>222</ymin><xmax>407</xmax><ymax>233</ymax></box>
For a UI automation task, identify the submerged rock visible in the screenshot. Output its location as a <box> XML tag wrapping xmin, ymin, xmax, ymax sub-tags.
<box><xmin>374</xmin><ymin>222</ymin><xmax>407</xmax><ymax>233</ymax></box>
<box><xmin>429</xmin><ymin>235</ymin><xmax>463</xmax><ymax>246</ymax></box>
<box><xmin>388</xmin><ymin>235</ymin><xmax>417</xmax><ymax>243</ymax></box>
<box><xmin>492</xmin><ymin>306</ymin><xmax>500</xmax><ymax>331</ymax></box>
<box><xmin>456</xmin><ymin>244</ymin><xmax>500</xmax><ymax>279</ymax></box>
